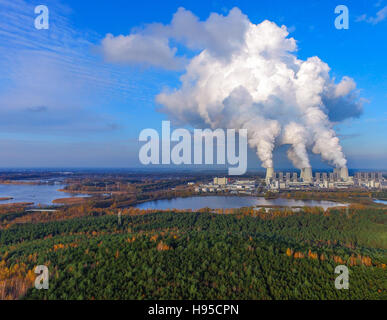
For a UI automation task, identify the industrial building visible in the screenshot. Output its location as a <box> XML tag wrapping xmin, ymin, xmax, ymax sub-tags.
<box><xmin>193</xmin><ymin>169</ymin><xmax>386</xmax><ymax>195</ymax></box>
<box><xmin>265</xmin><ymin>167</ymin><xmax>386</xmax><ymax>190</ymax></box>
<box><xmin>213</xmin><ymin>177</ymin><xmax>228</xmax><ymax>185</ymax></box>
<box><xmin>196</xmin><ymin>177</ymin><xmax>256</xmax><ymax>195</ymax></box>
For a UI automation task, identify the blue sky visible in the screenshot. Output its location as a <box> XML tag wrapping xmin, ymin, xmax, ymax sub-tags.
<box><xmin>0</xmin><ymin>0</ymin><xmax>386</xmax><ymax>169</ymax></box>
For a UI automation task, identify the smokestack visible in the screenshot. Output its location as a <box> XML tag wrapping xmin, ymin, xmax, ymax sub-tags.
<box><xmin>340</xmin><ymin>167</ymin><xmax>349</xmax><ymax>181</ymax></box>
<box><xmin>302</xmin><ymin>167</ymin><xmax>312</xmax><ymax>182</ymax></box>
<box><xmin>266</xmin><ymin>167</ymin><xmax>274</xmax><ymax>182</ymax></box>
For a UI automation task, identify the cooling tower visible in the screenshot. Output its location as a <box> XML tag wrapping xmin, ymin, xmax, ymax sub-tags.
<box><xmin>265</xmin><ymin>167</ymin><xmax>274</xmax><ymax>182</ymax></box>
<box><xmin>340</xmin><ymin>167</ymin><xmax>349</xmax><ymax>181</ymax></box>
<box><xmin>334</xmin><ymin>168</ymin><xmax>340</xmax><ymax>180</ymax></box>
<box><xmin>301</xmin><ymin>167</ymin><xmax>313</xmax><ymax>182</ymax></box>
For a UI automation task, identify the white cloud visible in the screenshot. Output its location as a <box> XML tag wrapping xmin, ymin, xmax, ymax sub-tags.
<box><xmin>101</xmin><ymin>33</ymin><xmax>186</xmax><ymax>70</ymax></box>
<box><xmin>100</xmin><ymin>7</ymin><xmax>250</xmax><ymax>70</ymax></box>
<box><xmin>0</xmin><ymin>0</ymin><xmax>142</xmax><ymax>135</ymax></box>
<box><xmin>101</xmin><ymin>7</ymin><xmax>363</xmax><ymax>169</ymax></box>
<box><xmin>355</xmin><ymin>14</ymin><xmax>367</xmax><ymax>22</ymax></box>
<box><xmin>333</xmin><ymin>76</ymin><xmax>357</xmax><ymax>97</ymax></box>
<box><xmin>356</xmin><ymin>5</ymin><xmax>387</xmax><ymax>24</ymax></box>
<box><xmin>114</xmin><ymin>9</ymin><xmax>362</xmax><ymax>169</ymax></box>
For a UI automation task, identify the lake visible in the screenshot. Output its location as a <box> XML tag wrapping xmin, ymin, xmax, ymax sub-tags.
<box><xmin>374</xmin><ymin>199</ymin><xmax>387</xmax><ymax>205</ymax></box>
<box><xmin>134</xmin><ymin>196</ymin><xmax>348</xmax><ymax>210</ymax></box>
<box><xmin>0</xmin><ymin>183</ymin><xmax>88</xmax><ymax>206</ymax></box>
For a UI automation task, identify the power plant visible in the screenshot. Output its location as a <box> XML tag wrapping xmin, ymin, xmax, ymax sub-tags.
<box><xmin>194</xmin><ymin>168</ymin><xmax>386</xmax><ymax>196</ymax></box>
<box><xmin>300</xmin><ymin>167</ymin><xmax>313</xmax><ymax>183</ymax></box>
<box><xmin>265</xmin><ymin>167</ymin><xmax>275</xmax><ymax>183</ymax></box>
<box><xmin>264</xmin><ymin>166</ymin><xmax>385</xmax><ymax>190</ymax></box>
<box><xmin>340</xmin><ymin>167</ymin><xmax>349</xmax><ymax>181</ymax></box>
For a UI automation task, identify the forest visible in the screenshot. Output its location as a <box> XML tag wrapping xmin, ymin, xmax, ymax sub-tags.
<box><xmin>0</xmin><ymin>205</ymin><xmax>386</xmax><ymax>300</ymax></box>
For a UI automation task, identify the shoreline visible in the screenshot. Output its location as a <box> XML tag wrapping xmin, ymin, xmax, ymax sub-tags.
<box><xmin>52</xmin><ymin>197</ymin><xmax>90</xmax><ymax>205</ymax></box>
<box><xmin>0</xmin><ymin>197</ymin><xmax>13</xmax><ymax>201</ymax></box>
<box><xmin>0</xmin><ymin>202</ymin><xmax>34</xmax><ymax>208</ymax></box>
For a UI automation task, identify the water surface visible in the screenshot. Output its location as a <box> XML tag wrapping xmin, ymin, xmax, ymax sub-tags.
<box><xmin>134</xmin><ymin>196</ymin><xmax>347</xmax><ymax>210</ymax></box>
<box><xmin>0</xmin><ymin>183</ymin><xmax>88</xmax><ymax>206</ymax></box>
<box><xmin>374</xmin><ymin>199</ymin><xmax>387</xmax><ymax>205</ymax></box>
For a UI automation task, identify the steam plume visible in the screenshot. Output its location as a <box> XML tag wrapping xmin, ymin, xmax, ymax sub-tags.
<box><xmin>102</xmin><ymin>8</ymin><xmax>363</xmax><ymax>168</ymax></box>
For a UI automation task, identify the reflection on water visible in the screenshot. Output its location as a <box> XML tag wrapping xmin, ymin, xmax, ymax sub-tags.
<box><xmin>135</xmin><ymin>196</ymin><xmax>347</xmax><ymax>210</ymax></box>
<box><xmin>0</xmin><ymin>184</ymin><xmax>88</xmax><ymax>206</ymax></box>
<box><xmin>374</xmin><ymin>199</ymin><xmax>387</xmax><ymax>205</ymax></box>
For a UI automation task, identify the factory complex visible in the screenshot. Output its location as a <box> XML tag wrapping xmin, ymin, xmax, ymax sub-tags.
<box><xmin>194</xmin><ymin>167</ymin><xmax>386</xmax><ymax>194</ymax></box>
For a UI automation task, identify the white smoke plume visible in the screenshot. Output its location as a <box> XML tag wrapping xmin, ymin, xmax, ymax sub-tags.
<box><xmin>102</xmin><ymin>8</ymin><xmax>363</xmax><ymax>169</ymax></box>
<box><xmin>282</xmin><ymin>123</ymin><xmax>311</xmax><ymax>169</ymax></box>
